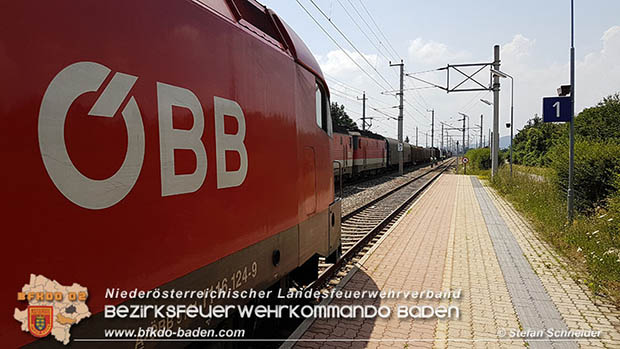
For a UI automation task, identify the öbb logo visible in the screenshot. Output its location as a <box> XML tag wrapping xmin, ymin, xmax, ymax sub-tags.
<box><xmin>38</xmin><ymin>62</ymin><xmax>248</xmax><ymax>209</ymax></box>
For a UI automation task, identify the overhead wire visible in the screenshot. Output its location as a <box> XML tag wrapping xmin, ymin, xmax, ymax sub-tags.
<box><xmin>356</xmin><ymin>0</ymin><xmax>401</xmax><ymax>60</ymax></box>
<box><xmin>460</xmin><ymin>90</ymin><xmax>490</xmax><ymax>114</ymax></box>
<box><xmin>368</xmin><ymin>106</ymin><xmax>398</xmax><ymax>120</ymax></box>
<box><xmin>328</xmin><ymin>76</ymin><xmax>399</xmax><ymax>112</ymax></box>
<box><xmin>334</xmin><ymin>0</ymin><xmax>395</xmax><ymax>71</ymax></box>
<box><xmin>330</xmin><ymin>89</ymin><xmax>361</xmax><ymax>104</ymax></box>
<box><xmin>330</xmin><ymin>86</ymin><xmax>361</xmax><ymax>98</ymax></box>
<box><xmin>295</xmin><ymin>0</ymin><xmax>391</xmax><ymax>91</ymax></box>
<box><xmin>404</xmin><ymin>92</ymin><xmax>429</xmax><ymax>115</ymax></box>
<box><xmin>305</xmin><ymin>0</ymin><xmax>394</xmax><ymax>90</ymax></box>
<box><xmin>325</xmin><ymin>76</ymin><xmax>364</xmax><ymax>94</ymax></box>
<box><xmin>406</xmin><ymin>79</ymin><xmax>431</xmax><ymax>110</ymax></box>
<box><xmin>330</xmin><ymin>88</ymin><xmax>395</xmax><ymax>126</ymax></box>
<box><xmin>403</xmin><ymin>100</ymin><xmax>430</xmax><ymax>122</ymax></box>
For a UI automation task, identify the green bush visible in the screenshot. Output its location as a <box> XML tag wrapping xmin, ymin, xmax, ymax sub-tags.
<box><xmin>512</xmin><ymin>116</ymin><xmax>564</xmax><ymax>167</ymax></box>
<box><xmin>609</xmin><ymin>174</ymin><xmax>620</xmax><ymax>213</ymax></box>
<box><xmin>464</xmin><ymin>148</ymin><xmax>491</xmax><ymax>170</ymax></box>
<box><xmin>548</xmin><ymin>140</ymin><xmax>620</xmax><ymax>213</ymax></box>
<box><xmin>460</xmin><ymin>148</ymin><xmax>506</xmax><ymax>176</ymax></box>
<box><xmin>575</xmin><ymin>93</ymin><xmax>620</xmax><ymax>142</ymax></box>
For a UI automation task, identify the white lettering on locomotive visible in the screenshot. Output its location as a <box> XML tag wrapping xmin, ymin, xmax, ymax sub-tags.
<box><xmin>213</xmin><ymin>96</ymin><xmax>248</xmax><ymax>189</ymax></box>
<box><xmin>157</xmin><ymin>82</ymin><xmax>207</xmax><ymax>197</ymax></box>
<box><xmin>38</xmin><ymin>61</ymin><xmax>247</xmax><ymax>209</ymax></box>
<box><xmin>38</xmin><ymin>61</ymin><xmax>145</xmax><ymax>210</ymax></box>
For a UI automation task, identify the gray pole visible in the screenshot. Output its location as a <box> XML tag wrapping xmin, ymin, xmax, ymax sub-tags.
<box><xmin>441</xmin><ymin>123</ymin><xmax>444</xmax><ymax>152</ymax></box>
<box><xmin>416</xmin><ymin>126</ymin><xmax>418</xmax><ymax>147</ymax></box>
<box><xmin>480</xmin><ymin>114</ymin><xmax>483</xmax><ymax>149</ymax></box>
<box><xmin>492</xmin><ymin>45</ymin><xmax>500</xmax><ymax>177</ymax></box>
<box><xmin>568</xmin><ymin>0</ymin><xmax>575</xmax><ymax>222</ymax></box>
<box><xmin>426</xmin><ymin>132</ymin><xmax>428</xmax><ymax>148</ymax></box>
<box><xmin>467</xmin><ymin>116</ymin><xmax>470</xmax><ymax>149</ymax></box>
<box><xmin>490</xmin><ymin>130</ymin><xmax>493</xmax><ymax>161</ymax></box>
<box><xmin>462</xmin><ymin>116</ymin><xmax>466</xmax><ymax>156</ymax></box>
<box><xmin>390</xmin><ymin>60</ymin><xmax>405</xmax><ymax>175</ymax></box>
<box><xmin>358</xmin><ymin>91</ymin><xmax>367</xmax><ymax>131</ymax></box>
<box><xmin>432</xmin><ymin>111</ymin><xmax>435</xmax><ymax>148</ymax></box>
<box><xmin>509</xmin><ymin>76</ymin><xmax>514</xmax><ymax>177</ymax></box>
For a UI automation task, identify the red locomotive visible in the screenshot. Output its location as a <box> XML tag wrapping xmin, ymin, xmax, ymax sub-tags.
<box><xmin>1</xmin><ymin>0</ymin><xmax>340</xmax><ymax>346</ymax></box>
<box><xmin>332</xmin><ymin>127</ymin><xmax>354</xmax><ymax>178</ymax></box>
<box><xmin>332</xmin><ymin>129</ymin><xmax>438</xmax><ymax>180</ymax></box>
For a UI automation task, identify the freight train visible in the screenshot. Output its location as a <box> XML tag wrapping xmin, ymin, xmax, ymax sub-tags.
<box><xmin>2</xmin><ymin>0</ymin><xmax>341</xmax><ymax>347</ymax></box>
<box><xmin>332</xmin><ymin>126</ymin><xmax>443</xmax><ymax>180</ymax></box>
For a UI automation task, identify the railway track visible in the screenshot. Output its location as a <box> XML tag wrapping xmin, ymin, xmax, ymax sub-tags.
<box><xmin>247</xmin><ymin>159</ymin><xmax>455</xmax><ymax>348</ymax></box>
<box><xmin>337</xmin><ymin>161</ymin><xmax>434</xmax><ymax>195</ymax></box>
<box><xmin>311</xmin><ymin>158</ymin><xmax>455</xmax><ymax>291</ymax></box>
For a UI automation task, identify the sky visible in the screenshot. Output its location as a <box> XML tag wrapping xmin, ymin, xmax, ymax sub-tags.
<box><xmin>261</xmin><ymin>0</ymin><xmax>620</xmax><ymax>147</ymax></box>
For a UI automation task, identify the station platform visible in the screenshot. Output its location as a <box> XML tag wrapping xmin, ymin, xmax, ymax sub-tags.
<box><xmin>287</xmin><ymin>174</ymin><xmax>620</xmax><ymax>349</ymax></box>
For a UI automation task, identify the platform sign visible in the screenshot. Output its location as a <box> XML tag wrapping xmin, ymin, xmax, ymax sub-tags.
<box><xmin>398</xmin><ymin>143</ymin><xmax>403</xmax><ymax>152</ymax></box>
<box><xmin>543</xmin><ymin>96</ymin><xmax>571</xmax><ymax>123</ymax></box>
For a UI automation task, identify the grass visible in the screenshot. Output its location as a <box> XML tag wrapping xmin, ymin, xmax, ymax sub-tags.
<box><xmin>487</xmin><ymin>166</ymin><xmax>620</xmax><ymax>305</ymax></box>
<box><xmin>512</xmin><ymin>164</ymin><xmax>555</xmax><ymax>178</ymax></box>
<box><xmin>455</xmin><ymin>160</ymin><xmax>491</xmax><ymax>177</ymax></box>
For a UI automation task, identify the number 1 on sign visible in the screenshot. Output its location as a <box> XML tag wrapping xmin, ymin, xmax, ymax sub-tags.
<box><xmin>553</xmin><ymin>101</ymin><xmax>560</xmax><ymax>118</ymax></box>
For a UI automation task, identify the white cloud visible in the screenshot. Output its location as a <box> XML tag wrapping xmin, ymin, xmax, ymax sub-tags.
<box><xmin>317</xmin><ymin>49</ymin><xmax>379</xmax><ymax>77</ymax></box>
<box><xmin>578</xmin><ymin>25</ymin><xmax>620</xmax><ymax>94</ymax></box>
<box><xmin>601</xmin><ymin>25</ymin><xmax>620</xmax><ymax>58</ymax></box>
<box><xmin>499</xmin><ymin>28</ymin><xmax>620</xmax><ymax>135</ymax></box>
<box><xmin>407</xmin><ymin>38</ymin><xmax>469</xmax><ymax>65</ymax></box>
<box><xmin>501</xmin><ymin>34</ymin><xmax>535</xmax><ymax>65</ymax></box>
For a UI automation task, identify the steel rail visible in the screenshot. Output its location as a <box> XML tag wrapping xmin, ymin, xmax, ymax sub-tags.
<box><xmin>309</xmin><ymin>158</ymin><xmax>455</xmax><ymax>290</ymax></box>
<box><xmin>342</xmin><ymin>162</ymin><xmax>447</xmax><ymax>221</ymax></box>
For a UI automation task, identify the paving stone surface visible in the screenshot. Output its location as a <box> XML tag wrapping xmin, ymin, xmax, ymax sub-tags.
<box><xmin>485</xmin><ymin>181</ymin><xmax>620</xmax><ymax>349</ymax></box>
<box><xmin>435</xmin><ymin>175</ymin><xmax>524</xmax><ymax>349</ymax></box>
<box><xmin>289</xmin><ymin>174</ymin><xmax>620</xmax><ymax>349</ymax></box>
<box><xmin>472</xmin><ymin>177</ymin><xmax>575</xmax><ymax>349</ymax></box>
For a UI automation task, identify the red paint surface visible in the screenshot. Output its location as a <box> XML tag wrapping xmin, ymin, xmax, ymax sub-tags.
<box><xmin>331</xmin><ymin>132</ymin><xmax>352</xmax><ymax>161</ymax></box>
<box><xmin>353</xmin><ymin>136</ymin><xmax>387</xmax><ymax>161</ymax></box>
<box><xmin>0</xmin><ymin>1</ymin><xmax>333</xmax><ymax>346</ymax></box>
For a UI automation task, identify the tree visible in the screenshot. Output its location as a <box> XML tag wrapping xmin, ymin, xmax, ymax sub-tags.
<box><xmin>330</xmin><ymin>102</ymin><xmax>358</xmax><ymax>130</ymax></box>
<box><xmin>575</xmin><ymin>93</ymin><xmax>620</xmax><ymax>142</ymax></box>
<box><xmin>512</xmin><ymin>115</ymin><xmax>563</xmax><ymax>166</ymax></box>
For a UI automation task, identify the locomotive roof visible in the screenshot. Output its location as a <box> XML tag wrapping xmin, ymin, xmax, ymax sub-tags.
<box><xmin>333</xmin><ymin>127</ymin><xmax>385</xmax><ymax>141</ymax></box>
<box><xmin>333</xmin><ymin>124</ymin><xmax>354</xmax><ymax>134</ymax></box>
<box><xmin>357</xmin><ymin>129</ymin><xmax>385</xmax><ymax>140</ymax></box>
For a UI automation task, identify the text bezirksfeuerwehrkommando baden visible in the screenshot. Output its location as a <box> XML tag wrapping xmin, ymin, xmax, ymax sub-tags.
<box><xmin>103</xmin><ymin>288</ymin><xmax>462</xmax><ymax>320</ymax></box>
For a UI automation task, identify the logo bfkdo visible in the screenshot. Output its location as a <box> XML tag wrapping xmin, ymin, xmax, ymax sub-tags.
<box><xmin>28</xmin><ymin>306</ymin><xmax>53</xmax><ymax>337</ymax></box>
<box><xmin>14</xmin><ymin>274</ymin><xmax>91</xmax><ymax>344</ymax></box>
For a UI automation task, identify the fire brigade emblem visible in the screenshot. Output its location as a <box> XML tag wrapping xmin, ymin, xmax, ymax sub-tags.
<box><xmin>15</xmin><ymin>274</ymin><xmax>91</xmax><ymax>344</ymax></box>
<box><xmin>28</xmin><ymin>306</ymin><xmax>53</xmax><ymax>337</ymax></box>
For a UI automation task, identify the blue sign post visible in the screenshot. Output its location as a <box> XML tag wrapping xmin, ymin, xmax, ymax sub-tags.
<box><xmin>542</xmin><ymin>96</ymin><xmax>571</xmax><ymax>122</ymax></box>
